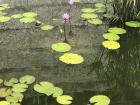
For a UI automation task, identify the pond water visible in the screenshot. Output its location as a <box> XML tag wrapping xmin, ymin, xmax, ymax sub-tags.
<box><xmin>0</xmin><ymin>0</ymin><xmax>140</xmax><ymax>105</ymax></box>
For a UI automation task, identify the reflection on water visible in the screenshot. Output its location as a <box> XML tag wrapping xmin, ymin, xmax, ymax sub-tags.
<box><xmin>0</xmin><ymin>0</ymin><xmax>140</xmax><ymax>105</ymax></box>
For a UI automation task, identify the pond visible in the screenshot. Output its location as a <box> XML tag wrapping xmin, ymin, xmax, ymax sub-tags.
<box><xmin>0</xmin><ymin>0</ymin><xmax>140</xmax><ymax>105</ymax></box>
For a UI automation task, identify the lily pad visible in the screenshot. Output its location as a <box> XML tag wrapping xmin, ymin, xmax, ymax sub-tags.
<box><xmin>103</xmin><ymin>33</ymin><xmax>120</xmax><ymax>41</ymax></box>
<box><xmin>0</xmin><ymin>16</ymin><xmax>11</xmax><ymax>22</ymax></box>
<box><xmin>52</xmin><ymin>87</ymin><xmax>63</xmax><ymax>98</ymax></box>
<box><xmin>0</xmin><ymin>88</ymin><xmax>12</xmax><ymax>98</ymax></box>
<box><xmin>20</xmin><ymin>17</ymin><xmax>36</xmax><ymax>23</ymax></box>
<box><xmin>108</xmin><ymin>27</ymin><xmax>126</xmax><ymax>34</ymax></box>
<box><xmin>23</xmin><ymin>12</ymin><xmax>37</xmax><ymax>18</ymax></box>
<box><xmin>103</xmin><ymin>14</ymin><xmax>113</xmax><ymax>18</ymax></box>
<box><xmin>0</xmin><ymin>78</ymin><xmax>3</xmax><ymax>84</ymax></box>
<box><xmin>81</xmin><ymin>13</ymin><xmax>98</xmax><ymax>19</ymax></box>
<box><xmin>10</xmin><ymin>103</ymin><xmax>20</xmax><ymax>105</ymax></box>
<box><xmin>41</xmin><ymin>25</ymin><xmax>54</xmax><ymax>31</ymax></box>
<box><xmin>19</xmin><ymin>75</ymin><xmax>35</xmax><ymax>84</ymax></box>
<box><xmin>0</xmin><ymin>101</ymin><xmax>10</xmax><ymax>105</ymax></box>
<box><xmin>88</xmin><ymin>18</ymin><xmax>103</xmax><ymax>25</ymax></box>
<box><xmin>57</xmin><ymin>95</ymin><xmax>73</xmax><ymax>105</ymax></box>
<box><xmin>4</xmin><ymin>78</ymin><xmax>18</xmax><ymax>86</ymax></box>
<box><xmin>12</xmin><ymin>83</ymin><xmax>28</xmax><ymax>93</ymax></box>
<box><xmin>89</xmin><ymin>95</ymin><xmax>110</xmax><ymax>105</ymax></box>
<box><xmin>81</xmin><ymin>8</ymin><xmax>97</xmax><ymax>13</ymax></box>
<box><xmin>95</xmin><ymin>3</ymin><xmax>106</xmax><ymax>8</ymax></box>
<box><xmin>96</xmin><ymin>8</ymin><xmax>106</xmax><ymax>13</ymax></box>
<box><xmin>6</xmin><ymin>96</ymin><xmax>19</xmax><ymax>103</ymax></box>
<box><xmin>11</xmin><ymin>14</ymin><xmax>23</xmax><ymax>19</ymax></box>
<box><xmin>102</xmin><ymin>41</ymin><xmax>120</xmax><ymax>50</ymax></box>
<box><xmin>59</xmin><ymin>53</ymin><xmax>84</xmax><ymax>64</ymax></box>
<box><xmin>125</xmin><ymin>21</ymin><xmax>140</xmax><ymax>27</ymax></box>
<box><xmin>11</xmin><ymin>92</ymin><xmax>24</xmax><ymax>102</ymax></box>
<box><xmin>51</xmin><ymin>42</ymin><xmax>72</xmax><ymax>52</ymax></box>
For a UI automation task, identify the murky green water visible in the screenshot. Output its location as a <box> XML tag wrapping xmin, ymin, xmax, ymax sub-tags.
<box><xmin>0</xmin><ymin>0</ymin><xmax>140</xmax><ymax>105</ymax></box>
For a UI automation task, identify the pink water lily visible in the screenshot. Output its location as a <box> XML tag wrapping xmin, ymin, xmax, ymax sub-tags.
<box><xmin>67</xmin><ymin>0</ymin><xmax>74</xmax><ymax>6</ymax></box>
<box><xmin>62</xmin><ymin>13</ymin><xmax>70</xmax><ymax>20</ymax></box>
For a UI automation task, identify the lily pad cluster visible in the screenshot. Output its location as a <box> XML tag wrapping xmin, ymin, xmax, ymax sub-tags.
<box><xmin>34</xmin><ymin>81</ymin><xmax>73</xmax><ymax>105</ymax></box>
<box><xmin>102</xmin><ymin>27</ymin><xmax>126</xmax><ymax>50</ymax></box>
<box><xmin>0</xmin><ymin>75</ymin><xmax>36</xmax><ymax>105</ymax></box>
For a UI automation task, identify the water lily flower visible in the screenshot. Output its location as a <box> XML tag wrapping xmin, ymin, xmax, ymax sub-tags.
<box><xmin>67</xmin><ymin>0</ymin><xmax>74</xmax><ymax>6</ymax></box>
<box><xmin>62</xmin><ymin>13</ymin><xmax>70</xmax><ymax>20</ymax></box>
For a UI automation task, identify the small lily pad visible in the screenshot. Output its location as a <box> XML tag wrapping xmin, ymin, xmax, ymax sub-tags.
<box><xmin>89</xmin><ymin>95</ymin><xmax>110</xmax><ymax>105</ymax></box>
<box><xmin>4</xmin><ymin>78</ymin><xmax>18</xmax><ymax>86</ymax></box>
<box><xmin>59</xmin><ymin>53</ymin><xmax>84</xmax><ymax>64</ymax></box>
<box><xmin>95</xmin><ymin>3</ymin><xmax>106</xmax><ymax>8</ymax></box>
<box><xmin>125</xmin><ymin>21</ymin><xmax>140</xmax><ymax>27</ymax></box>
<box><xmin>56</xmin><ymin>95</ymin><xmax>73</xmax><ymax>105</ymax></box>
<box><xmin>108</xmin><ymin>27</ymin><xmax>126</xmax><ymax>34</ymax></box>
<box><xmin>0</xmin><ymin>16</ymin><xmax>11</xmax><ymax>22</ymax></box>
<box><xmin>103</xmin><ymin>14</ymin><xmax>113</xmax><ymax>18</ymax></box>
<box><xmin>23</xmin><ymin>12</ymin><xmax>37</xmax><ymax>18</ymax></box>
<box><xmin>20</xmin><ymin>17</ymin><xmax>36</xmax><ymax>23</ymax></box>
<box><xmin>0</xmin><ymin>78</ymin><xmax>3</xmax><ymax>84</ymax></box>
<box><xmin>88</xmin><ymin>18</ymin><xmax>103</xmax><ymax>25</ymax></box>
<box><xmin>52</xmin><ymin>87</ymin><xmax>63</xmax><ymax>98</ymax></box>
<box><xmin>41</xmin><ymin>25</ymin><xmax>54</xmax><ymax>31</ymax></box>
<box><xmin>11</xmin><ymin>14</ymin><xmax>23</xmax><ymax>19</ymax></box>
<box><xmin>81</xmin><ymin>8</ymin><xmax>97</xmax><ymax>13</ymax></box>
<box><xmin>0</xmin><ymin>88</ymin><xmax>12</xmax><ymax>98</ymax></box>
<box><xmin>51</xmin><ymin>42</ymin><xmax>72</xmax><ymax>52</ymax></box>
<box><xmin>102</xmin><ymin>41</ymin><xmax>120</xmax><ymax>50</ymax></box>
<box><xmin>19</xmin><ymin>75</ymin><xmax>35</xmax><ymax>84</ymax></box>
<box><xmin>103</xmin><ymin>33</ymin><xmax>120</xmax><ymax>41</ymax></box>
<box><xmin>0</xmin><ymin>101</ymin><xmax>10</xmax><ymax>105</ymax></box>
<box><xmin>12</xmin><ymin>83</ymin><xmax>28</xmax><ymax>93</ymax></box>
<box><xmin>81</xmin><ymin>13</ymin><xmax>98</xmax><ymax>19</ymax></box>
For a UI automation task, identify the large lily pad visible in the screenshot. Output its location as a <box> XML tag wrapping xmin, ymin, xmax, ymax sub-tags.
<box><xmin>88</xmin><ymin>18</ymin><xmax>103</xmax><ymax>25</ymax></box>
<box><xmin>102</xmin><ymin>41</ymin><xmax>120</xmax><ymax>50</ymax></box>
<box><xmin>108</xmin><ymin>27</ymin><xmax>126</xmax><ymax>34</ymax></box>
<box><xmin>81</xmin><ymin>8</ymin><xmax>97</xmax><ymax>13</ymax></box>
<box><xmin>51</xmin><ymin>42</ymin><xmax>72</xmax><ymax>52</ymax></box>
<box><xmin>56</xmin><ymin>95</ymin><xmax>73</xmax><ymax>105</ymax></box>
<box><xmin>59</xmin><ymin>53</ymin><xmax>84</xmax><ymax>64</ymax></box>
<box><xmin>19</xmin><ymin>75</ymin><xmax>35</xmax><ymax>84</ymax></box>
<box><xmin>20</xmin><ymin>17</ymin><xmax>36</xmax><ymax>23</ymax></box>
<box><xmin>89</xmin><ymin>95</ymin><xmax>110</xmax><ymax>105</ymax></box>
<box><xmin>23</xmin><ymin>12</ymin><xmax>37</xmax><ymax>18</ymax></box>
<box><xmin>0</xmin><ymin>16</ymin><xmax>11</xmax><ymax>22</ymax></box>
<box><xmin>81</xmin><ymin>13</ymin><xmax>98</xmax><ymax>19</ymax></box>
<box><xmin>0</xmin><ymin>101</ymin><xmax>10</xmax><ymax>105</ymax></box>
<box><xmin>125</xmin><ymin>21</ymin><xmax>140</xmax><ymax>28</ymax></box>
<box><xmin>41</xmin><ymin>25</ymin><xmax>54</xmax><ymax>31</ymax></box>
<box><xmin>12</xmin><ymin>83</ymin><xmax>28</xmax><ymax>93</ymax></box>
<box><xmin>0</xmin><ymin>88</ymin><xmax>12</xmax><ymax>98</ymax></box>
<box><xmin>103</xmin><ymin>33</ymin><xmax>120</xmax><ymax>41</ymax></box>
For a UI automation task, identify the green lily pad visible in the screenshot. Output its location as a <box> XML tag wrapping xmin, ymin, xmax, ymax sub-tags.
<box><xmin>74</xmin><ymin>0</ymin><xmax>80</xmax><ymax>2</ymax></box>
<box><xmin>52</xmin><ymin>87</ymin><xmax>63</xmax><ymax>98</ymax></box>
<box><xmin>12</xmin><ymin>83</ymin><xmax>28</xmax><ymax>93</ymax></box>
<box><xmin>34</xmin><ymin>81</ymin><xmax>54</xmax><ymax>96</ymax></box>
<box><xmin>6</xmin><ymin>96</ymin><xmax>19</xmax><ymax>103</ymax></box>
<box><xmin>10</xmin><ymin>103</ymin><xmax>20</xmax><ymax>105</ymax></box>
<box><xmin>0</xmin><ymin>88</ymin><xmax>12</xmax><ymax>98</ymax></box>
<box><xmin>0</xmin><ymin>78</ymin><xmax>3</xmax><ymax>84</ymax></box>
<box><xmin>19</xmin><ymin>75</ymin><xmax>35</xmax><ymax>84</ymax></box>
<box><xmin>125</xmin><ymin>21</ymin><xmax>140</xmax><ymax>27</ymax></box>
<box><xmin>95</xmin><ymin>3</ymin><xmax>106</xmax><ymax>8</ymax></box>
<box><xmin>51</xmin><ymin>42</ymin><xmax>72</xmax><ymax>52</ymax></box>
<box><xmin>102</xmin><ymin>41</ymin><xmax>120</xmax><ymax>50</ymax></box>
<box><xmin>0</xmin><ymin>7</ymin><xmax>5</xmax><ymax>11</ymax></box>
<box><xmin>81</xmin><ymin>13</ymin><xmax>98</xmax><ymax>19</ymax></box>
<box><xmin>0</xmin><ymin>101</ymin><xmax>10</xmax><ymax>105</ymax></box>
<box><xmin>103</xmin><ymin>33</ymin><xmax>120</xmax><ymax>41</ymax></box>
<box><xmin>20</xmin><ymin>17</ymin><xmax>36</xmax><ymax>23</ymax></box>
<box><xmin>0</xmin><ymin>16</ymin><xmax>11</xmax><ymax>22</ymax></box>
<box><xmin>89</xmin><ymin>95</ymin><xmax>110</xmax><ymax>105</ymax></box>
<box><xmin>11</xmin><ymin>14</ymin><xmax>23</xmax><ymax>19</ymax></box>
<box><xmin>23</xmin><ymin>12</ymin><xmax>37</xmax><ymax>18</ymax></box>
<box><xmin>41</xmin><ymin>25</ymin><xmax>54</xmax><ymax>31</ymax></box>
<box><xmin>108</xmin><ymin>27</ymin><xmax>126</xmax><ymax>34</ymax></box>
<box><xmin>4</xmin><ymin>78</ymin><xmax>18</xmax><ymax>86</ymax></box>
<box><xmin>81</xmin><ymin>8</ymin><xmax>97</xmax><ymax>13</ymax></box>
<box><xmin>56</xmin><ymin>95</ymin><xmax>73</xmax><ymax>105</ymax></box>
<box><xmin>103</xmin><ymin>14</ymin><xmax>113</xmax><ymax>18</ymax></box>
<box><xmin>88</xmin><ymin>18</ymin><xmax>103</xmax><ymax>25</ymax></box>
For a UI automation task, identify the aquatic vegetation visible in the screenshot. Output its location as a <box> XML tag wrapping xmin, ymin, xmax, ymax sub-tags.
<box><xmin>88</xmin><ymin>18</ymin><xmax>103</xmax><ymax>25</ymax></box>
<box><xmin>59</xmin><ymin>53</ymin><xmax>84</xmax><ymax>64</ymax></box>
<box><xmin>0</xmin><ymin>78</ymin><xmax>3</xmax><ymax>84</ymax></box>
<box><xmin>19</xmin><ymin>17</ymin><xmax>36</xmax><ymax>23</ymax></box>
<box><xmin>89</xmin><ymin>95</ymin><xmax>110</xmax><ymax>105</ymax></box>
<box><xmin>22</xmin><ymin>12</ymin><xmax>37</xmax><ymax>18</ymax></box>
<box><xmin>0</xmin><ymin>88</ymin><xmax>12</xmax><ymax>98</ymax></box>
<box><xmin>52</xmin><ymin>87</ymin><xmax>63</xmax><ymax>98</ymax></box>
<box><xmin>95</xmin><ymin>3</ymin><xmax>106</xmax><ymax>8</ymax></box>
<box><xmin>108</xmin><ymin>27</ymin><xmax>126</xmax><ymax>35</ymax></box>
<box><xmin>11</xmin><ymin>14</ymin><xmax>23</xmax><ymax>19</ymax></box>
<box><xmin>41</xmin><ymin>25</ymin><xmax>54</xmax><ymax>31</ymax></box>
<box><xmin>103</xmin><ymin>14</ymin><xmax>113</xmax><ymax>18</ymax></box>
<box><xmin>12</xmin><ymin>83</ymin><xmax>28</xmax><ymax>93</ymax></box>
<box><xmin>102</xmin><ymin>41</ymin><xmax>120</xmax><ymax>50</ymax></box>
<box><xmin>4</xmin><ymin>78</ymin><xmax>18</xmax><ymax>86</ymax></box>
<box><xmin>0</xmin><ymin>16</ymin><xmax>11</xmax><ymax>22</ymax></box>
<box><xmin>51</xmin><ymin>42</ymin><xmax>72</xmax><ymax>52</ymax></box>
<box><xmin>103</xmin><ymin>33</ymin><xmax>120</xmax><ymax>41</ymax></box>
<box><xmin>19</xmin><ymin>75</ymin><xmax>36</xmax><ymax>84</ymax></box>
<box><xmin>81</xmin><ymin>8</ymin><xmax>97</xmax><ymax>13</ymax></box>
<box><xmin>56</xmin><ymin>95</ymin><xmax>73</xmax><ymax>105</ymax></box>
<box><xmin>81</xmin><ymin>13</ymin><xmax>98</xmax><ymax>19</ymax></box>
<box><xmin>125</xmin><ymin>21</ymin><xmax>140</xmax><ymax>28</ymax></box>
<box><xmin>0</xmin><ymin>101</ymin><xmax>10</xmax><ymax>105</ymax></box>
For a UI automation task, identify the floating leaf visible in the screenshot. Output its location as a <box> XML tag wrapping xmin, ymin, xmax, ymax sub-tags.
<box><xmin>103</xmin><ymin>14</ymin><xmax>113</xmax><ymax>18</ymax></box>
<box><xmin>0</xmin><ymin>88</ymin><xmax>12</xmax><ymax>98</ymax></box>
<box><xmin>0</xmin><ymin>16</ymin><xmax>11</xmax><ymax>22</ymax></box>
<box><xmin>6</xmin><ymin>96</ymin><xmax>19</xmax><ymax>103</ymax></box>
<box><xmin>12</xmin><ymin>83</ymin><xmax>28</xmax><ymax>93</ymax></box>
<box><xmin>59</xmin><ymin>53</ymin><xmax>84</xmax><ymax>64</ymax></box>
<box><xmin>4</xmin><ymin>78</ymin><xmax>18</xmax><ymax>86</ymax></box>
<box><xmin>89</xmin><ymin>95</ymin><xmax>110</xmax><ymax>105</ymax></box>
<box><xmin>102</xmin><ymin>41</ymin><xmax>120</xmax><ymax>50</ymax></box>
<box><xmin>23</xmin><ymin>12</ymin><xmax>37</xmax><ymax>18</ymax></box>
<box><xmin>0</xmin><ymin>78</ymin><xmax>3</xmax><ymax>84</ymax></box>
<box><xmin>51</xmin><ymin>42</ymin><xmax>72</xmax><ymax>52</ymax></box>
<box><xmin>0</xmin><ymin>101</ymin><xmax>10</xmax><ymax>105</ymax></box>
<box><xmin>95</xmin><ymin>3</ymin><xmax>106</xmax><ymax>8</ymax></box>
<box><xmin>103</xmin><ymin>33</ymin><xmax>120</xmax><ymax>41</ymax></box>
<box><xmin>81</xmin><ymin>8</ymin><xmax>97</xmax><ymax>13</ymax></box>
<box><xmin>108</xmin><ymin>27</ymin><xmax>126</xmax><ymax>34</ymax></box>
<box><xmin>0</xmin><ymin>7</ymin><xmax>5</xmax><ymax>11</ymax></box>
<box><xmin>10</xmin><ymin>103</ymin><xmax>20</xmax><ymax>105</ymax></box>
<box><xmin>20</xmin><ymin>17</ymin><xmax>36</xmax><ymax>23</ymax></box>
<box><xmin>74</xmin><ymin>0</ymin><xmax>80</xmax><ymax>2</ymax></box>
<box><xmin>96</xmin><ymin>8</ymin><xmax>106</xmax><ymax>13</ymax></box>
<box><xmin>125</xmin><ymin>21</ymin><xmax>140</xmax><ymax>27</ymax></box>
<box><xmin>88</xmin><ymin>18</ymin><xmax>103</xmax><ymax>25</ymax></box>
<box><xmin>11</xmin><ymin>14</ymin><xmax>23</xmax><ymax>19</ymax></box>
<box><xmin>41</xmin><ymin>25</ymin><xmax>54</xmax><ymax>31</ymax></box>
<box><xmin>52</xmin><ymin>87</ymin><xmax>63</xmax><ymax>98</ymax></box>
<box><xmin>11</xmin><ymin>92</ymin><xmax>24</xmax><ymax>102</ymax></box>
<box><xmin>19</xmin><ymin>75</ymin><xmax>35</xmax><ymax>84</ymax></box>
<box><xmin>57</xmin><ymin>95</ymin><xmax>73</xmax><ymax>105</ymax></box>
<box><xmin>81</xmin><ymin>13</ymin><xmax>98</xmax><ymax>19</ymax></box>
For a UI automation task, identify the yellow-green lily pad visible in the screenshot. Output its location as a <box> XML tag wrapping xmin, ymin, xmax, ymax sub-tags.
<box><xmin>0</xmin><ymin>88</ymin><xmax>12</xmax><ymax>98</ymax></box>
<box><xmin>11</xmin><ymin>14</ymin><xmax>23</xmax><ymax>19</ymax></box>
<box><xmin>20</xmin><ymin>17</ymin><xmax>36</xmax><ymax>23</ymax></box>
<box><xmin>103</xmin><ymin>33</ymin><xmax>120</xmax><ymax>41</ymax></box>
<box><xmin>23</xmin><ymin>12</ymin><xmax>37</xmax><ymax>18</ymax></box>
<box><xmin>125</xmin><ymin>21</ymin><xmax>140</xmax><ymax>27</ymax></box>
<box><xmin>95</xmin><ymin>3</ymin><xmax>106</xmax><ymax>8</ymax></box>
<box><xmin>81</xmin><ymin>8</ymin><xmax>97</xmax><ymax>13</ymax></box>
<box><xmin>102</xmin><ymin>41</ymin><xmax>120</xmax><ymax>50</ymax></box>
<box><xmin>0</xmin><ymin>16</ymin><xmax>11</xmax><ymax>22</ymax></box>
<box><xmin>108</xmin><ymin>27</ymin><xmax>126</xmax><ymax>34</ymax></box>
<box><xmin>0</xmin><ymin>101</ymin><xmax>10</xmax><ymax>105</ymax></box>
<box><xmin>0</xmin><ymin>78</ymin><xmax>3</xmax><ymax>84</ymax></box>
<box><xmin>41</xmin><ymin>25</ymin><xmax>54</xmax><ymax>31</ymax></box>
<box><xmin>19</xmin><ymin>75</ymin><xmax>35</xmax><ymax>84</ymax></box>
<box><xmin>88</xmin><ymin>18</ymin><xmax>103</xmax><ymax>25</ymax></box>
<box><xmin>52</xmin><ymin>87</ymin><xmax>63</xmax><ymax>98</ymax></box>
<box><xmin>56</xmin><ymin>95</ymin><xmax>73</xmax><ymax>105</ymax></box>
<box><xmin>81</xmin><ymin>13</ymin><xmax>98</xmax><ymax>19</ymax></box>
<box><xmin>12</xmin><ymin>83</ymin><xmax>28</xmax><ymax>93</ymax></box>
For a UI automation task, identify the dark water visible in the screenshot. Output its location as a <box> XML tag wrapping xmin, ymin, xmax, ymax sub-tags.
<box><xmin>0</xmin><ymin>0</ymin><xmax>140</xmax><ymax>105</ymax></box>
